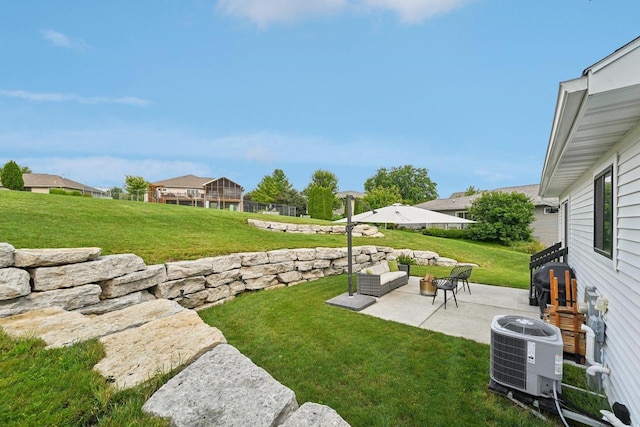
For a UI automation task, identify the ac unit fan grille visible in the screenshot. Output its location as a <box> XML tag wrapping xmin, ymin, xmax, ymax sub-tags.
<box><xmin>491</xmin><ymin>332</ymin><xmax>526</xmax><ymax>390</ymax></box>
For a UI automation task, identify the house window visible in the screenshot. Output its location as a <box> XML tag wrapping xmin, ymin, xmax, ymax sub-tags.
<box><xmin>544</xmin><ymin>207</ymin><xmax>559</xmax><ymax>214</ymax></box>
<box><xmin>456</xmin><ymin>211</ymin><xmax>469</xmax><ymax>219</ymax></box>
<box><xmin>594</xmin><ymin>166</ymin><xmax>613</xmax><ymax>258</ymax></box>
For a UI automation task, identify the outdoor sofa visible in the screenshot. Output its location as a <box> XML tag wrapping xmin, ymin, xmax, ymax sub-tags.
<box><xmin>357</xmin><ymin>261</ymin><xmax>408</xmax><ymax>297</ymax></box>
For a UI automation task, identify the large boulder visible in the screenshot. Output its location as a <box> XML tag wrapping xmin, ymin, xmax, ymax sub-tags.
<box><xmin>142</xmin><ymin>344</ymin><xmax>298</xmax><ymax>427</ymax></box>
<box><xmin>94</xmin><ymin>309</ymin><xmax>225</xmax><ymax>390</ymax></box>
<box><xmin>280</xmin><ymin>402</ymin><xmax>350</xmax><ymax>427</ymax></box>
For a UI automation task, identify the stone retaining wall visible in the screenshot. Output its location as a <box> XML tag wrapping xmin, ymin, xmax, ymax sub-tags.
<box><xmin>248</xmin><ymin>218</ymin><xmax>385</xmax><ymax>237</ymax></box>
<box><xmin>0</xmin><ymin>242</ymin><xmax>459</xmax><ymax>318</ymax></box>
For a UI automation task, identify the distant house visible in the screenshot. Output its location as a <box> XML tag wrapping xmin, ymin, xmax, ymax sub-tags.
<box><xmin>415</xmin><ymin>184</ymin><xmax>559</xmax><ymax>246</ymax></box>
<box><xmin>10</xmin><ymin>173</ymin><xmax>107</xmax><ymax>198</ymax></box>
<box><xmin>148</xmin><ymin>174</ymin><xmax>244</xmax><ymax>211</ymax></box>
<box><xmin>539</xmin><ymin>37</ymin><xmax>640</xmax><ymax>420</ymax></box>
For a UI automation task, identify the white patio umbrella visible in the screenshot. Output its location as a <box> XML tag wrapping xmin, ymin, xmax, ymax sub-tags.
<box><xmin>335</xmin><ymin>203</ymin><xmax>475</xmax><ymax>227</ymax></box>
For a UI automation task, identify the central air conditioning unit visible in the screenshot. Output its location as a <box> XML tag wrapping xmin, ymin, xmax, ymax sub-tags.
<box><xmin>490</xmin><ymin>315</ymin><xmax>564</xmax><ymax>397</ymax></box>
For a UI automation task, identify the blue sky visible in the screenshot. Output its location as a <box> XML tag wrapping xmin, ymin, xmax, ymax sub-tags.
<box><xmin>1</xmin><ymin>1</ymin><xmax>639</xmax><ymax>198</ymax></box>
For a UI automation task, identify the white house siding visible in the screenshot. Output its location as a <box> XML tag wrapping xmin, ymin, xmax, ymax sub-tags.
<box><xmin>562</xmin><ymin>124</ymin><xmax>640</xmax><ymax>418</ymax></box>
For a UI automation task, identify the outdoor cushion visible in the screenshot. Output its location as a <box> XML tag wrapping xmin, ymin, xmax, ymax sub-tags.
<box><xmin>388</xmin><ymin>260</ymin><xmax>399</xmax><ymax>271</ymax></box>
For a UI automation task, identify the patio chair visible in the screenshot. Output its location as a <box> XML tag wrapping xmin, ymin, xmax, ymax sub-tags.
<box><xmin>431</xmin><ymin>277</ymin><xmax>458</xmax><ymax>309</ymax></box>
<box><xmin>450</xmin><ymin>265</ymin><xmax>473</xmax><ymax>294</ymax></box>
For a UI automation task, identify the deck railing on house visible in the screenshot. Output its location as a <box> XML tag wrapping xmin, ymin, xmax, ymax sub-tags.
<box><xmin>529</xmin><ymin>242</ymin><xmax>568</xmax><ymax>305</ymax></box>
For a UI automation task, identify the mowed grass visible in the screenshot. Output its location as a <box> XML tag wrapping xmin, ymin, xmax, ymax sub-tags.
<box><xmin>0</xmin><ymin>190</ymin><xmax>576</xmax><ymax>426</ymax></box>
<box><xmin>0</xmin><ymin>190</ymin><xmax>531</xmax><ymax>287</ymax></box>
<box><xmin>199</xmin><ymin>276</ymin><xmax>558</xmax><ymax>426</ymax></box>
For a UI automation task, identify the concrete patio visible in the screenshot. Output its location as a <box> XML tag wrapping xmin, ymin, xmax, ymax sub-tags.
<box><xmin>359</xmin><ymin>276</ymin><xmax>540</xmax><ymax>344</ymax></box>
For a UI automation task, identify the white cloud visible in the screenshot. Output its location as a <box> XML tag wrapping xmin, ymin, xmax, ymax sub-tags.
<box><xmin>0</xmin><ymin>90</ymin><xmax>150</xmax><ymax>107</ymax></box>
<box><xmin>217</xmin><ymin>0</ymin><xmax>347</xmax><ymax>27</ymax></box>
<box><xmin>360</xmin><ymin>0</ymin><xmax>474</xmax><ymax>24</ymax></box>
<box><xmin>40</xmin><ymin>29</ymin><xmax>89</xmax><ymax>50</ymax></box>
<box><xmin>215</xmin><ymin>0</ymin><xmax>475</xmax><ymax>27</ymax></box>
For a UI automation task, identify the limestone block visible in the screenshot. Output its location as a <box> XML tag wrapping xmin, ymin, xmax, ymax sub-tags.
<box><xmin>229</xmin><ymin>281</ymin><xmax>245</xmax><ymax>296</ymax></box>
<box><xmin>370</xmin><ymin>252</ymin><xmax>386</xmax><ymax>262</ymax></box>
<box><xmin>313</xmin><ymin>259</ymin><xmax>331</xmax><ymax>269</ymax></box>
<box><xmin>0</xmin><ymin>298</ymin><xmax>185</xmax><ymax>347</ymax></box>
<box><xmin>0</xmin><ymin>267</ymin><xmax>30</xmax><ymax>300</ymax></box>
<box><xmin>142</xmin><ymin>344</ymin><xmax>298</xmax><ymax>427</ymax></box>
<box><xmin>285</xmin><ymin>223</ymin><xmax>299</xmax><ymax>232</ymax></box>
<box><xmin>332</xmin><ymin>257</ymin><xmax>349</xmax><ymax>268</ymax></box>
<box><xmin>267</xmin><ymin>249</ymin><xmax>297</xmax><ymax>263</ymax></box>
<box><xmin>31</xmin><ymin>254</ymin><xmax>146</xmax><ymax>291</ymax></box>
<box><xmin>241</xmin><ymin>262</ymin><xmax>294</xmax><ymax>280</ymax></box>
<box><xmin>302</xmin><ymin>270</ymin><xmax>324</xmax><ymax>280</ymax></box>
<box><xmin>318</xmin><ymin>225</ymin><xmax>333</xmax><ymax>233</ymax></box>
<box><xmin>178</xmin><ymin>286</ymin><xmax>231</xmax><ymax>309</ymax></box>
<box><xmin>331</xmin><ymin>225</ymin><xmax>346</xmax><ymax>234</ymax></box>
<box><xmin>0</xmin><ymin>243</ymin><xmax>15</xmax><ymax>268</ymax></box>
<box><xmin>281</xmin><ymin>402</ymin><xmax>350</xmax><ymax>427</ymax></box>
<box><xmin>166</xmin><ymin>258</ymin><xmax>214</xmax><ymax>280</ymax></box>
<box><xmin>355</xmin><ymin>254</ymin><xmax>370</xmax><ymax>264</ymax></box>
<box><xmin>295</xmin><ymin>261</ymin><xmax>314</xmax><ymax>272</ymax></box>
<box><xmin>278</xmin><ymin>270</ymin><xmax>303</xmax><ymax>284</ymax></box>
<box><xmin>95</xmin><ymin>309</ymin><xmax>226</xmax><ymax>390</ymax></box>
<box><xmin>323</xmin><ymin>267</ymin><xmax>343</xmax><ymax>277</ymax></box>
<box><xmin>152</xmin><ymin>276</ymin><xmax>205</xmax><ymax>299</ymax></box>
<box><xmin>361</xmin><ymin>227</ymin><xmax>382</xmax><ymax>237</ymax></box>
<box><xmin>244</xmin><ymin>275</ymin><xmax>278</xmax><ymax>290</ymax></box>
<box><xmin>241</xmin><ymin>251</ymin><xmax>269</xmax><ymax>266</ymax></box>
<box><xmin>101</xmin><ymin>264</ymin><xmax>167</xmax><ymax>298</ymax></box>
<box><xmin>0</xmin><ymin>284</ymin><xmax>101</xmax><ymax>318</ymax></box>
<box><xmin>293</xmin><ymin>248</ymin><xmax>316</xmax><ymax>261</ymax></box>
<box><xmin>270</xmin><ymin>222</ymin><xmax>288</xmax><ymax>231</ymax></box>
<box><xmin>75</xmin><ymin>290</ymin><xmax>156</xmax><ymax>315</ymax></box>
<box><xmin>357</xmin><ymin>245</ymin><xmax>379</xmax><ymax>255</ymax></box>
<box><xmin>434</xmin><ymin>257</ymin><xmax>458</xmax><ymax>267</ymax></box>
<box><xmin>376</xmin><ymin>246</ymin><xmax>394</xmax><ymax>254</ymax></box>
<box><xmin>315</xmin><ymin>247</ymin><xmax>346</xmax><ymax>260</ymax></box>
<box><xmin>297</xmin><ymin>225</ymin><xmax>316</xmax><ymax>234</ymax></box>
<box><xmin>211</xmin><ymin>254</ymin><xmax>241</xmax><ymax>273</ymax></box>
<box><xmin>205</xmin><ymin>269</ymin><xmax>241</xmax><ymax>287</ymax></box>
<box><xmin>413</xmin><ymin>250</ymin><xmax>439</xmax><ymax>263</ymax></box>
<box><xmin>248</xmin><ymin>219</ymin><xmax>269</xmax><ymax>229</ymax></box>
<box><xmin>14</xmin><ymin>247</ymin><xmax>101</xmax><ymax>267</ymax></box>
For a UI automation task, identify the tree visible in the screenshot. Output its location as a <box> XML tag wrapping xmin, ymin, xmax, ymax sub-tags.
<box><xmin>1</xmin><ymin>160</ymin><xmax>24</xmax><ymax>191</ymax></box>
<box><xmin>304</xmin><ymin>169</ymin><xmax>340</xmax><ymax>210</ymax></box>
<box><xmin>467</xmin><ymin>191</ymin><xmax>535</xmax><ymax>245</ymax></box>
<box><xmin>303</xmin><ymin>169</ymin><xmax>338</xmax><ymax>195</ymax></box>
<box><xmin>110</xmin><ymin>186</ymin><xmax>124</xmax><ymax>200</ymax></box>
<box><xmin>248</xmin><ymin>169</ymin><xmax>306</xmax><ymax>213</ymax></box>
<box><xmin>307</xmin><ymin>186</ymin><xmax>333</xmax><ymax>220</ymax></box>
<box><xmin>364</xmin><ymin>165</ymin><xmax>437</xmax><ymax>205</ymax></box>
<box><xmin>124</xmin><ymin>175</ymin><xmax>148</xmax><ymax>202</ymax></box>
<box><xmin>362</xmin><ymin>185</ymin><xmax>402</xmax><ymax>210</ymax></box>
<box><xmin>464</xmin><ymin>186</ymin><xmax>482</xmax><ymax>196</ymax></box>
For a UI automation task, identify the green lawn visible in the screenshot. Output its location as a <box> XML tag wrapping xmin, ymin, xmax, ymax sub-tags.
<box><xmin>0</xmin><ymin>191</ymin><xmax>598</xmax><ymax>426</ymax></box>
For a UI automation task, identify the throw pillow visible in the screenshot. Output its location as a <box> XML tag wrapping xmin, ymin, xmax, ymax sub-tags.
<box><xmin>365</xmin><ymin>268</ymin><xmax>373</xmax><ymax>274</ymax></box>
<box><xmin>388</xmin><ymin>261</ymin><xmax>399</xmax><ymax>272</ymax></box>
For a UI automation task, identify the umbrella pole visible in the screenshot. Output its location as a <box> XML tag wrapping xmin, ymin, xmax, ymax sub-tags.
<box><xmin>347</xmin><ymin>194</ymin><xmax>354</xmax><ymax>297</ymax></box>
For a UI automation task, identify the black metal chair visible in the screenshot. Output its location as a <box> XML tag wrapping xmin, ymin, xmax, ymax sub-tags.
<box><xmin>431</xmin><ymin>277</ymin><xmax>458</xmax><ymax>309</ymax></box>
<box><xmin>450</xmin><ymin>265</ymin><xmax>473</xmax><ymax>294</ymax></box>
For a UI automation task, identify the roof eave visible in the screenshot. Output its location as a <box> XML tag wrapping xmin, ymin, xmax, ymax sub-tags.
<box><xmin>539</xmin><ymin>76</ymin><xmax>589</xmax><ymax>197</ymax></box>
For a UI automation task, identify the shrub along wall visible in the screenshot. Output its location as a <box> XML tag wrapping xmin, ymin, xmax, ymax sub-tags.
<box><xmin>0</xmin><ymin>242</ymin><xmax>456</xmax><ymax>318</ymax></box>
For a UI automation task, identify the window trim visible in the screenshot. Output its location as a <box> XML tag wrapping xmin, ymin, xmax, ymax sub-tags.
<box><xmin>594</xmin><ymin>165</ymin><xmax>613</xmax><ymax>259</ymax></box>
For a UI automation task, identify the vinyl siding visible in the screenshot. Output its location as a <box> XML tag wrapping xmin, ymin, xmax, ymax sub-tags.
<box><xmin>562</xmin><ymin>124</ymin><xmax>640</xmax><ymax>418</ymax></box>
